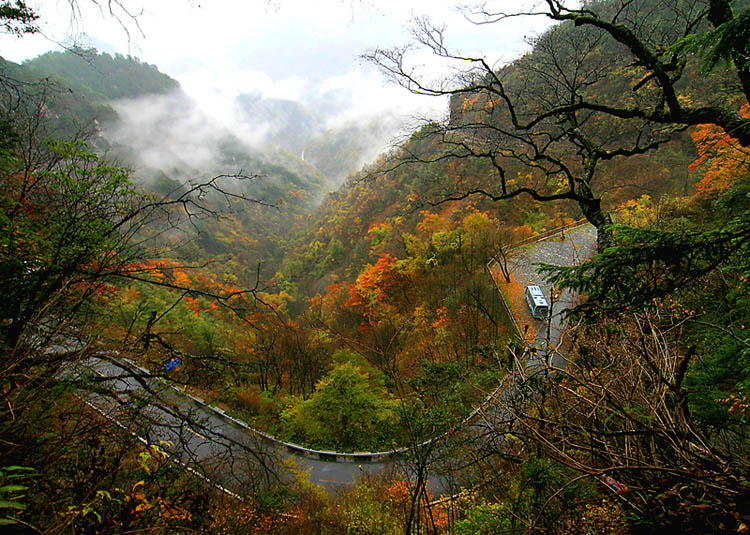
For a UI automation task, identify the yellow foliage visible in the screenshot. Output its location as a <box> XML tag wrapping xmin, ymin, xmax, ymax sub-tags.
<box><xmin>617</xmin><ymin>194</ymin><xmax>657</xmax><ymax>228</ymax></box>
<box><xmin>173</xmin><ymin>269</ymin><xmax>192</xmax><ymax>287</ymax></box>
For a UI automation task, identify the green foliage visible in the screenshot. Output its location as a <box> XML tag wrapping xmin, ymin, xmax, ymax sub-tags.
<box><xmin>0</xmin><ymin>0</ymin><xmax>37</xmax><ymax>35</ymax></box>
<box><xmin>0</xmin><ymin>466</ymin><xmax>35</xmax><ymax>527</ymax></box>
<box><xmin>0</xmin><ymin>118</ymin><xmax>19</xmax><ymax>168</ymax></box>
<box><xmin>332</xmin><ymin>349</ymin><xmax>389</xmax><ymax>386</ymax></box>
<box><xmin>511</xmin><ymin>457</ymin><xmax>595</xmax><ymax>533</ymax></box>
<box><xmin>455</xmin><ymin>501</ymin><xmax>509</xmax><ymax>535</ymax></box>
<box><xmin>282</xmin><ymin>362</ymin><xmax>400</xmax><ymax>451</ymax></box>
<box><xmin>7</xmin><ymin>1</ymin><xmax>750</xmax><ymax>532</ymax></box>
<box><xmin>685</xmin><ymin>335</ymin><xmax>749</xmax><ymax>427</ymax></box>
<box><xmin>23</xmin><ymin>48</ymin><xmax>179</xmax><ymax>101</ymax></box>
<box><xmin>544</xmin><ymin>146</ymin><xmax>750</xmax><ymax>318</ymax></box>
<box><xmin>543</xmin><ymin>211</ymin><xmax>750</xmax><ymax>316</ymax></box>
<box><xmin>0</xmin><ymin>139</ymin><xmax>144</xmax><ymax>346</ymax></box>
<box><xmin>405</xmin><ymin>360</ymin><xmax>476</xmax><ymax>427</ymax></box>
<box><xmin>338</xmin><ymin>483</ymin><xmax>402</xmax><ymax>535</ymax></box>
<box><xmin>454</xmin><ymin>459</ymin><xmax>599</xmax><ymax>535</ymax></box>
<box><xmin>668</xmin><ymin>11</ymin><xmax>750</xmax><ymax>74</ymax></box>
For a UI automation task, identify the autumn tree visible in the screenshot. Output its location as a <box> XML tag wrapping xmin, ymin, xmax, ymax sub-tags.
<box><xmin>544</xmin><ymin>103</ymin><xmax>750</xmax><ymax>314</ymax></box>
<box><xmin>282</xmin><ymin>360</ymin><xmax>399</xmax><ymax>451</ymax></box>
<box><xmin>0</xmin><ymin>3</ymin><xmax>311</xmax><ymax>532</ymax></box>
<box><xmin>366</xmin><ymin>0</ymin><xmax>750</xmax><ymax>251</ymax></box>
<box><xmin>367</xmin><ymin>4</ymin><xmax>750</xmax><ymax>531</ymax></box>
<box><xmin>0</xmin><ymin>136</ymin><xmax>265</xmax><ymax>352</ymax></box>
<box><xmin>0</xmin><ymin>77</ymin><xmax>286</xmax><ymax>530</ymax></box>
<box><xmin>460</xmin><ymin>122</ymin><xmax>749</xmax><ymax>531</ymax></box>
<box><xmin>480</xmin><ymin>311</ymin><xmax>750</xmax><ymax>532</ymax></box>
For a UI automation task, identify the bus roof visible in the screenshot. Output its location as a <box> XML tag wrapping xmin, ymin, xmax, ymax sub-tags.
<box><xmin>526</xmin><ymin>285</ymin><xmax>545</xmax><ymax>297</ymax></box>
<box><xmin>526</xmin><ymin>285</ymin><xmax>549</xmax><ymax>306</ymax></box>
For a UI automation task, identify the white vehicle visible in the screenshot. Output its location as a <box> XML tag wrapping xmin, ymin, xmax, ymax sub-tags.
<box><xmin>525</xmin><ymin>285</ymin><xmax>549</xmax><ymax>319</ymax></box>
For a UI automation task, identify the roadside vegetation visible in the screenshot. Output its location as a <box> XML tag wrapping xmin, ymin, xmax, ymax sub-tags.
<box><xmin>1</xmin><ymin>0</ymin><xmax>749</xmax><ymax>533</ymax></box>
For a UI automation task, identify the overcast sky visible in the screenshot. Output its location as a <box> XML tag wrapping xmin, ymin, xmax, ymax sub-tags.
<box><xmin>2</xmin><ymin>1</ymin><xmax>552</xmax><ymax>136</ymax></box>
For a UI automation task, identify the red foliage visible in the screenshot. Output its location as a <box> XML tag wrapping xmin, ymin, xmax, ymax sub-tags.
<box><xmin>345</xmin><ymin>253</ymin><xmax>408</xmax><ymax>310</ymax></box>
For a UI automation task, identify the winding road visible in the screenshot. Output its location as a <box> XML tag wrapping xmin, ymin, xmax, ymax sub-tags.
<box><xmin>72</xmin><ymin>223</ymin><xmax>597</xmax><ymax>498</ymax></box>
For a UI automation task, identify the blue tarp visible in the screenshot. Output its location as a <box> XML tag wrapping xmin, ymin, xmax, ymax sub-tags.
<box><xmin>165</xmin><ymin>357</ymin><xmax>182</xmax><ymax>372</ymax></box>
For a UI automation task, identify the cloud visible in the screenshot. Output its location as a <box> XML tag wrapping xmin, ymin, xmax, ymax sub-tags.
<box><xmin>4</xmin><ymin>0</ymin><xmax>553</xmax><ymax>186</ymax></box>
<box><xmin>105</xmin><ymin>90</ymin><xmax>230</xmax><ymax>173</ymax></box>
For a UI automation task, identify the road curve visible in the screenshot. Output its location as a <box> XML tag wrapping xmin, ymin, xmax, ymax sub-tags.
<box><xmin>73</xmin><ymin>356</ymin><xmax>402</xmax><ymax>495</ymax></box>
<box><xmin>69</xmin><ymin>224</ymin><xmax>597</xmax><ymax>497</ymax></box>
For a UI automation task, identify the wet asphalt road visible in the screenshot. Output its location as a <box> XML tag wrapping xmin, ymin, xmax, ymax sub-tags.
<box><xmin>71</xmin><ymin>224</ymin><xmax>598</xmax><ymax>498</ymax></box>
<box><xmin>74</xmin><ymin>356</ymin><xmax>401</xmax><ymax>496</ymax></box>
<box><xmin>502</xmin><ymin>224</ymin><xmax>597</xmax><ymax>369</ymax></box>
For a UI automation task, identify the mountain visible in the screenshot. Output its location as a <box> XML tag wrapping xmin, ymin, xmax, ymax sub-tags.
<box><xmin>4</xmin><ymin>49</ymin><xmax>337</xmax><ymax>275</ymax></box>
<box><xmin>23</xmin><ymin>47</ymin><xmax>179</xmax><ymax>101</ymax></box>
<box><xmin>233</xmin><ymin>92</ymin><xmax>401</xmax><ymax>185</ymax></box>
<box><xmin>3</xmin><ymin>0</ymin><xmax>750</xmax><ymax>532</ymax></box>
<box><xmin>302</xmin><ymin>116</ymin><xmax>402</xmax><ymax>184</ymax></box>
<box><xmin>234</xmin><ymin>92</ymin><xmax>322</xmax><ymax>156</ymax></box>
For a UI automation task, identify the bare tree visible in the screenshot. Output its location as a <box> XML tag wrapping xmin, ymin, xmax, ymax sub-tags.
<box><xmin>366</xmin><ymin>0</ymin><xmax>750</xmax><ymax>250</ymax></box>
<box><xmin>477</xmin><ymin>312</ymin><xmax>750</xmax><ymax>531</ymax></box>
<box><xmin>0</xmin><ymin>77</ymin><xmax>286</xmax><ymax>524</ymax></box>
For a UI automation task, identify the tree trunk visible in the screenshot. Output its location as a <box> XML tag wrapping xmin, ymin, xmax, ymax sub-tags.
<box><xmin>579</xmin><ymin>196</ymin><xmax>614</xmax><ymax>253</ymax></box>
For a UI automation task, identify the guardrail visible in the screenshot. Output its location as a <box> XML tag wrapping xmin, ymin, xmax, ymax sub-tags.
<box><xmin>485</xmin><ymin>220</ymin><xmax>591</xmax><ymax>341</ymax></box>
<box><xmin>511</xmin><ymin>219</ymin><xmax>588</xmax><ymax>249</ymax></box>
<box><xmin>486</xmin><ymin>262</ymin><xmax>524</xmax><ymax>342</ymax></box>
<box><xmin>116</xmin><ymin>356</ymin><xmax>511</xmax><ymax>464</ymax></box>
<box><xmin>108</xmin><ymin>223</ymin><xmax>591</xmax><ymax>465</ymax></box>
<box><xmin>117</xmin><ymin>357</ymin><xmax>408</xmax><ymax>463</ymax></box>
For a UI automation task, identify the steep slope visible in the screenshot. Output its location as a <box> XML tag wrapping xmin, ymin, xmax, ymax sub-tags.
<box><xmin>23</xmin><ymin>47</ymin><xmax>179</xmax><ymax>100</ymax></box>
<box><xmin>233</xmin><ymin>92</ymin><xmax>402</xmax><ymax>185</ymax></box>
<box><xmin>9</xmin><ymin>49</ymin><xmax>335</xmax><ymax>276</ymax></box>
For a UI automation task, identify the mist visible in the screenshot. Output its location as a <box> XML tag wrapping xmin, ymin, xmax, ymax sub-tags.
<box><xmin>106</xmin><ymin>90</ymin><xmax>228</xmax><ymax>174</ymax></box>
<box><xmin>103</xmin><ymin>78</ymin><xmax>426</xmax><ymax>195</ymax></box>
<box><xmin>1</xmin><ymin>0</ymin><xmax>554</xmax><ymax>198</ymax></box>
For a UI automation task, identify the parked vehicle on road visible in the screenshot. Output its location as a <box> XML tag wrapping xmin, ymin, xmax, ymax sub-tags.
<box><xmin>525</xmin><ymin>285</ymin><xmax>549</xmax><ymax>319</ymax></box>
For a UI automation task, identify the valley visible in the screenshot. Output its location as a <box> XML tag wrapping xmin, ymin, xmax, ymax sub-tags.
<box><xmin>1</xmin><ymin>1</ymin><xmax>749</xmax><ymax>533</ymax></box>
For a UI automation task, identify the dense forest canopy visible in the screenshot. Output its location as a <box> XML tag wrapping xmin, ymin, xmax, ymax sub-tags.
<box><xmin>368</xmin><ymin>0</ymin><xmax>750</xmax><ymax>250</ymax></box>
<box><xmin>1</xmin><ymin>0</ymin><xmax>749</xmax><ymax>533</ymax></box>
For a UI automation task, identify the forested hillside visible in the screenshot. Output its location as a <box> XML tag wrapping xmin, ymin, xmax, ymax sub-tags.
<box><xmin>1</xmin><ymin>0</ymin><xmax>749</xmax><ymax>533</ymax></box>
<box><xmin>24</xmin><ymin>48</ymin><xmax>179</xmax><ymax>99</ymax></box>
<box><xmin>17</xmin><ymin>49</ymin><xmax>339</xmax><ymax>279</ymax></box>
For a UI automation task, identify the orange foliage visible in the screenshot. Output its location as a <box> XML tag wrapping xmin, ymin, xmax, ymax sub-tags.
<box><xmin>431</xmin><ymin>306</ymin><xmax>449</xmax><ymax>329</ymax></box>
<box><xmin>462</xmin><ymin>94</ymin><xmax>482</xmax><ymax>112</ymax></box>
<box><xmin>690</xmin><ymin>105</ymin><xmax>750</xmax><ymax>197</ymax></box>
<box><xmin>514</xmin><ymin>224</ymin><xmax>534</xmax><ymax>241</ymax></box>
<box><xmin>322</xmin><ymin>283</ymin><xmax>347</xmax><ymax>306</ymax></box>
<box><xmin>183</xmin><ymin>296</ymin><xmax>202</xmax><ymax>315</ymax></box>
<box><xmin>416</xmin><ymin>210</ymin><xmax>448</xmax><ymax>236</ymax></box>
<box><xmin>383</xmin><ymin>479</ymin><xmax>410</xmax><ymax>504</ymax></box>
<box><xmin>210</xmin><ymin>501</ymin><xmax>287</xmax><ymax>535</ymax></box>
<box><xmin>345</xmin><ymin>253</ymin><xmax>409</xmax><ymax>311</ymax></box>
<box><xmin>121</xmin><ymin>286</ymin><xmax>141</xmax><ymax>303</ymax></box>
<box><xmin>173</xmin><ymin>269</ymin><xmax>192</xmax><ymax>287</ymax></box>
<box><xmin>429</xmin><ymin>502</ymin><xmax>450</xmax><ymax>531</ymax></box>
